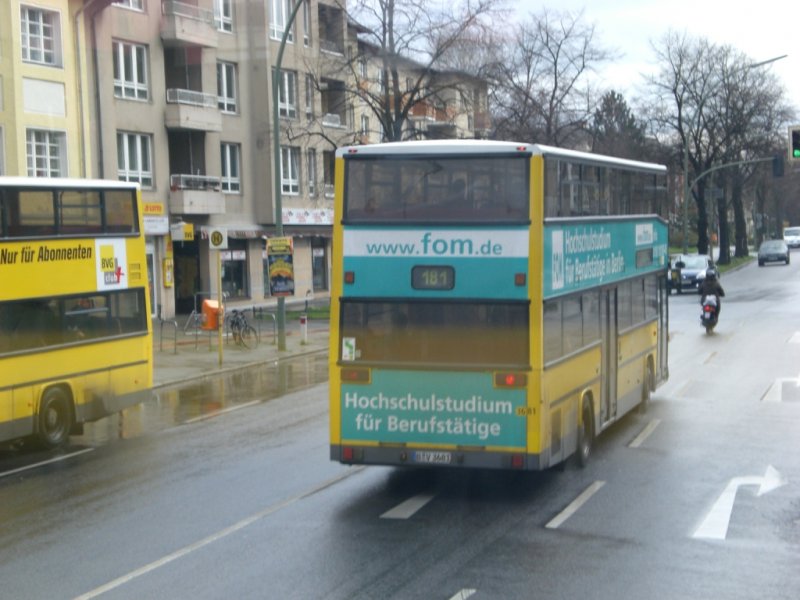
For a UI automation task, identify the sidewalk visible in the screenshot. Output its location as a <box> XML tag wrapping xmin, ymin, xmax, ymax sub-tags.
<box><xmin>151</xmin><ymin>313</ymin><xmax>329</xmax><ymax>389</ymax></box>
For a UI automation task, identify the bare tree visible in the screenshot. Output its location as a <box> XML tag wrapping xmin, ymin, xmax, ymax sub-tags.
<box><xmin>644</xmin><ymin>32</ymin><xmax>793</xmax><ymax>259</ymax></box>
<box><xmin>489</xmin><ymin>8</ymin><xmax>613</xmax><ymax>146</ymax></box>
<box><xmin>340</xmin><ymin>0</ymin><xmax>502</xmax><ymax>142</ymax></box>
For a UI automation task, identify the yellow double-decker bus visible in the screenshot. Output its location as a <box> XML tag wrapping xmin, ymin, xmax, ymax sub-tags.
<box><xmin>329</xmin><ymin>140</ymin><xmax>669</xmax><ymax>470</ymax></box>
<box><xmin>0</xmin><ymin>177</ymin><xmax>152</xmax><ymax>448</ymax></box>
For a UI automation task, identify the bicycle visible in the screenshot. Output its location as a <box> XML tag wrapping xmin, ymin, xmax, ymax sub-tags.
<box><xmin>226</xmin><ymin>309</ymin><xmax>259</xmax><ymax>349</ymax></box>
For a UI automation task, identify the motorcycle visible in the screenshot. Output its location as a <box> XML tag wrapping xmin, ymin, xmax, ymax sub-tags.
<box><xmin>701</xmin><ymin>296</ymin><xmax>718</xmax><ymax>333</ymax></box>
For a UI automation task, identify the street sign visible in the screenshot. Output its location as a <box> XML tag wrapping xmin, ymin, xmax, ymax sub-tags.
<box><xmin>209</xmin><ymin>227</ymin><xmax>228</xmax><ymax>250</ymax></box>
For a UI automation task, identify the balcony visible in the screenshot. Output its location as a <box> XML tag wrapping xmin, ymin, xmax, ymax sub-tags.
<box><xmin>165</xmin><ymin>88</ymin><xmax>222</xmax><ymax>131</ymax></box>
<box><xmin>169</xmin><ymin>174</ymin><xmax>224</xmax><ymax>215</ymax></box>
<box><xmin>321</xmin><ymin>113</ymin><xmax>343</xmax><ymax>128</ymax></box>
<box><xmin>161</xmin><ymin>0</ymin><xmax>218</xmax><ymax>48</ymax></box>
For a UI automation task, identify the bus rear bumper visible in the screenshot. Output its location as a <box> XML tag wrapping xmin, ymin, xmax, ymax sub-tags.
<box><xmin>330</xmin><ymin>444</ymin><xmax>543</xmax><ymax>471</ymax></box>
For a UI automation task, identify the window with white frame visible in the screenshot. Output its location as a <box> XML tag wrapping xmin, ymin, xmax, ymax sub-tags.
<box><xmin>358</xmin><ymin>59</ymin><xmax>367</xmax><ymax>79</ymax></box>
<box><xmin>117</xmin><ymin>132</ymin><xmax>153</xmax><ymax>188</ymax></box>
<box><xmin>221</xmin><ymin>143</ymin><xmax>241</xmax><ymax>193</ymax></box>
<box><xmin>214</xmin><ymin>0</ymin><xmax>233</xmax><ymax>32</ymax></box>
<box><xmin>113</xmin><ymin>41</ymin><xmax>149</xmax><ymax>100</ymax></box>
<box><xmin>280</xmin><ymin>146</ymin><xmax>300</xmax><ymax>195</ymax></box>
<box><xmin>217</xmin><ymin>61</ymin><xmax>237</xmax><ymax>113</ymax></box>
<box><xmin>26</xmin><ymin>129</ymin><xmax>66</xmax><ymax>177</ymax></box>
<box><xmin>113</xmin><ymin>0</ymin><xmax>144</xmax><ymax>10</ymax></box>
<box><xmin>302</xmin><ymin>0</ymin><xmax>310</xmax><ymax>46</ymax></box>
<box><xmin>276</xmin><ymin>69</ymin><xmax>297</xmax><ymax>118</ymax></box>
<box><xmin>305</xmin><ymin>74</ymin><xmax>314</xmax><ymax>117</ymax></box>
<box><xmin>360</xmin><ymin>115</ymin><xmax>369</xmax><ymax>137</ymax></box>
<box><xmin>376</xmin><ymin>69</ymin><xmax>385</xmax><ymax>94</ymax></box>
<box><xmin>307</xmin><ymin>149</ymin><xmax>316</xmax><ymax>196</ymax></box>
<box><xmin>20</xmin><ymin>6</ymin><xmax>61</xmax><ymax>66</ymax></box>
<box><xmin>270</xmin><ymin>0</ymin><xmax>293</xmax><ymax>41</ymax></box>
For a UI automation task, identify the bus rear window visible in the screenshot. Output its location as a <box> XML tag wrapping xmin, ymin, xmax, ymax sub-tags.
<box><xmin>339</xmin><ymin>300</ymin><xmax>529</xmax><ymax>368</ymax></box>
<box><xmin>344</xmin><ymin>155</ymin><xmax>529</xmax><ymax>223</ymax></box>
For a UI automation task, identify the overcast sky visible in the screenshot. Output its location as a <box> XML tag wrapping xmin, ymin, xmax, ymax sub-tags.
<box><xmin>519</xmin><ymin>0</ymin><xmax>798</xmax><ymax>117</ymax></box>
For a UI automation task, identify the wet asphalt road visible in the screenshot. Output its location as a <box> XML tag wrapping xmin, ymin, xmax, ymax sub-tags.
<box><xmin>1</xmin><ymin>259</ymin><xmax>799</xmax><ymax>599</ymax></box>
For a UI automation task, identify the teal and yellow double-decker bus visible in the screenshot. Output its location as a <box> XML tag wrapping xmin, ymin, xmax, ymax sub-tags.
<box><xmin>329</xmin><ymin>140</ymin><xmax>668</xmax><ymax>470</ymax></box>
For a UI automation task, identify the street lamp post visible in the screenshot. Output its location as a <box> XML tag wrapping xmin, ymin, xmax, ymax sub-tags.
<box><xmin>680</xmin><ymin>54</ymin><xmax>787</xmax><ymax>255</ymax></box>
<box><xmin>272</xmin><ymin>0</ymin><xmax>306</xmax><ymax>351</ymax></box>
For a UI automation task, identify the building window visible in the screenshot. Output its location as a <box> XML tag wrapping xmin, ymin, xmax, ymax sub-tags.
<box><xmin>117</xmin><ymin>132</ymin><xmax>153</xmax><ymax>188</ymax></box>
<box><xmin>217</xmin><ymin>61</ymin><xmax>237</xmax><ymax>113</ymax></box>
<box><xmin>360</xmin><ymin>115</ymin><xmax>369</xmax><ymax>137</ymax></box>
<box><xmin>311</xmin><ymin>237</ymin><xmax>328</xmax><ymax>291</ymax></box>
<box><xmin>0</xmin><ymin>127</ymin><xmax>5</xmax><ymax>175</ymax></box>
<box><xmin>276</xmin><ymin>69</ymin><xmax>297</xmax><ymax>118</ymax></box>
<box><xmin>221</xmin><ymin>143</ymin><xmax>241</xmax><ymax>193</ymax></box>
<box><xmin>302</xmin><ymin>0</ymin><xmax>311</xmax><ymax>46</ymax></box>
<box><xmin>26</xmin><ymin>129</ymin><xmax>66</xmax><ymax>177</ymax></box>
<box><xmin>222</xmin><ymin>240</ymin><xmax>248</xmax><ymax>299</ymax></box>
<box><xmin>214</xmin><ymin>0</ymin><xmax>233</xmax><ymax>32</ymax></box>
<box><xmin>113</xmin><ymin>0</ymin><xmax>144</xmax><ymax>10</ymax></box>
<box><xmin>358</xmin><ymin>59</ymin><xmax>367</xmax><ymax>79</ymax></box>
<box><xmin>270</xmin><ymin>0</ymin><xmax>293</xmax><ymax>41</ymax></box>
<box><xmin>113</xmin><ymin>41</ymin><xmax>149</xmax><ymax>100</ymax></box>
<box><xmin>305</xmin><ymin>74</ymin><xmax>314</xmax><ymax>117</ymax></box>
<box><xmin>280</xmin><ymin>146</ymin><xmax>300</xmax><ymax>195</ymax></box>
<box><xmin>307</xmin><ymin>149</ymin><xmax>316</xmax><ymax>196</ymax></box>
<box><xmin>20</xmin><ymin>6</ymin><xmax>61</xmax><ymax>66</ymax></box>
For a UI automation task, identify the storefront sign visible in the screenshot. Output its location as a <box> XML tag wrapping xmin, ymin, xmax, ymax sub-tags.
<box><xmin>170</xmin><ymin>222</ymin><xmax>194</xmax><ymax>242</ymax></box>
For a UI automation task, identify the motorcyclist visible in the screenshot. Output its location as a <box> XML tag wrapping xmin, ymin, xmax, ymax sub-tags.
<box><xmin>699</xmin><ymin>268</ymin><xmax>725</xmax><ymax>317</ymax></box>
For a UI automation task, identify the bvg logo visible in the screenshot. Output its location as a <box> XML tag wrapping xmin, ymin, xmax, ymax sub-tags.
<box><xmin>99</xmin><ymin>244</ymin><xmax>125</xmax><ymax>285</ymax></box>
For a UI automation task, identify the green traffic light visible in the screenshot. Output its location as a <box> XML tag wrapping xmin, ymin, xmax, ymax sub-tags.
<box><xmin>795</xmin><ymin>149</ymin><xmax>800</xmax><ymax>158</ymax></box>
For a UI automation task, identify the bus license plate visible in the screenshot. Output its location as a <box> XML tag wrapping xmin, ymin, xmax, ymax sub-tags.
<box><xmin>414</xmin><ymin>451</ymin><xmax>452</xmax><ymax>465</ymax></box>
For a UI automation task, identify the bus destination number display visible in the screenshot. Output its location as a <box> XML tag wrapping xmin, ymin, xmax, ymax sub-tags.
<box><xmin>411</xmin><ymin>265</ymin><xmax>455</xmax><ymax>290</ymax></box>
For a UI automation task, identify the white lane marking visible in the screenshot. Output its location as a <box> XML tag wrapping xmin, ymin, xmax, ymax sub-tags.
<box><xmin>183</xmin><ymin>400</ymin><xmax>262</xmax><ymax>424</ymax></box>
<box><xmin>692</xmin><ymin>465</ymin><xmax>786</xmax><ymax>540</ymax></box>
<box><xmin>448</xmin><ymin>589</ymin><xmax>477</xmax><ymax>600</ymax></box>
<box><xmin>73</xmin><ymin>467</ymin><xmax>364</xmax><ymax>600</ymax></box>
<box><xmin>629</xmin><ymin>419</ymin><xmax>661</xmax><ymax>448</ymax></box>
<box><xmin>545</xmin><ymin>481</ymin><xmax>606</xmax><ymax>529</ymax></box>
<box><xmin>0</xmin><ymin>448</ymin><xmax>94</xmax><ymax>479</ymax></box>
<box><xmin>380</xmin><ymin>493</ymin><xmax>435</xmax><ymax>520</ymax></box>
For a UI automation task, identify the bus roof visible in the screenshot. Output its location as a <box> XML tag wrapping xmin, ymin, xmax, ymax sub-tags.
<box><xmin>0</xmin><ymin>176</ymin><xmax>140</xmax><ymax>190</ymax></box>
<box><xmin>336</xmin><ymin>140</ymin><xmax>667</xmax><ymax>174</ymax></box>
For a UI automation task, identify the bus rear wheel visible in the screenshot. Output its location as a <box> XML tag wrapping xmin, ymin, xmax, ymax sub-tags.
<box><xmin>37</xmin><ymin>387</ymin><xmax>73</xmax><ymax>449</ymax></box>
<box><xmin>576</xmin><ymin>398</ymin><xmax>593</xmax><ymax>468</ymax></box>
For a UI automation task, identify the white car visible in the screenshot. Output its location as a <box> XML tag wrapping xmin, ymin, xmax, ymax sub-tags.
<box><xmin>783</xmin><ymin>227</ymin><xmax>800</xmax><ymax>249</ymax></box>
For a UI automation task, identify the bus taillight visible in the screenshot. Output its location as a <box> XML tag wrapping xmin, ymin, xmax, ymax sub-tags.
<box><xmin>514</xmin><ymin>273</ymin><xmax>526</xmax><ymax>286</ymax></box>
<box><xmin>494</xmin><ymin>372</ymin><xmax>527</xmax><ymax>388</ymax></box>
<box><xmin>511</xmin><ymin>454</ymin><xmax>525</xmax><ymax>469</ymax></box>
<box><xmin>341</xmin><ymin>367</ymin><xmax>370</xmax><ymax>383</ymax></box>
<box><xmin>344</xmin><ymin>271</ymin><xmax>355</xmax><ymax>284</ymax></box>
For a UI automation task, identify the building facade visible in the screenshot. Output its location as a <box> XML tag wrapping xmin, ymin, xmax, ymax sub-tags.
<box><xmin>1</xmin><ymin>0</ymin><xmax>491</xmax><ymax>319</ymax></box>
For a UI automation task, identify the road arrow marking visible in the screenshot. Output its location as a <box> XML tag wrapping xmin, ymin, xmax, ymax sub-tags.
<box><xmin>692</xmin><ymin>465</ymin><xmax>787</xmax><ymax>540</ymax></box>
<box><xmin>762</xmin><ymin>373</ymin><xmax>800</xmax><ymax>402</ymax></box>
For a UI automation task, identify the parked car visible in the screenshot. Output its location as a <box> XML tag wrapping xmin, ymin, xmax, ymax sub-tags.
<box><xmin>758</xmin><ymin>239</ymin><xmax>790</xmax><ymax>266</ymax></box>
<box><xmin>671</xmin><ymin>254</ymin><xmax>717</xmax><ymax>293</ymax></box>
<box><xmin>783</xmin><ymin>227</ymin><xmax>800</xmax><ymax>249</ymax></box>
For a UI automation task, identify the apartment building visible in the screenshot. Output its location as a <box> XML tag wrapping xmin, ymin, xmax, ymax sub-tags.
<box><xmin>2</xmin><ymin>0</ymin><xmax>490</xmax><ymax>319</ymax></box>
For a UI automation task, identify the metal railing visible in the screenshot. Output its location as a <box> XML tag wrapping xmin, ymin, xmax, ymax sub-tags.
<box><xmin>170</xmin><ymin>173</ymin><xmax>221</xmax><ymax>192</ymax></box>
<box><xmin>162</xmin><ymin>0</ymin><xmax>214</xmax><ymax>24</ymax></box>
<box><xmin>166</xmin><ymin>88</ymin><xmax>217</xmax><ymax>108</ymax></box>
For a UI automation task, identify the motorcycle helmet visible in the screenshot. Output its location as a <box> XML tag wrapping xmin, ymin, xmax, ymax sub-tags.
<box><xmin>705</xmin><ymin>268</ymin><xmax>717</xmax><ymax>281</ymax></box>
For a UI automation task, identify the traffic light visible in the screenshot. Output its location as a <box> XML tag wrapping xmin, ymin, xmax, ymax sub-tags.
<box><xmin>790</xmin><ymin>126</ymin><xmax>800</xmax><ymax>161</ymax></box>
